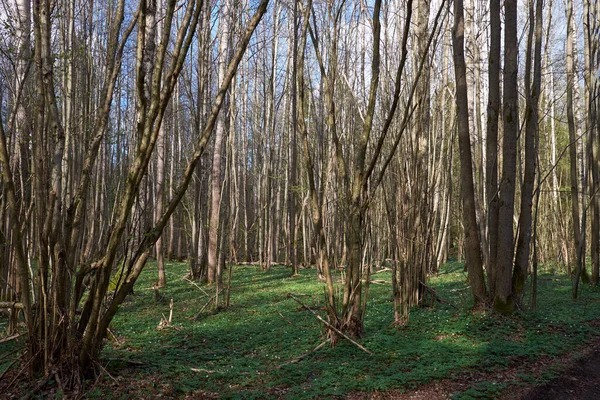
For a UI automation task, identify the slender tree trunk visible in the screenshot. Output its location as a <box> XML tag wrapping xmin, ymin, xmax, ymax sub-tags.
<box><xmin>486</xmin><ymin>0</ymin><xmax>501</xmax><ymax>299</ymax></box>
<box><xmin>494</xmin><ymin>0</ymin><xmax>519</xmax><ymax>314</ymax></box>
<box><xmin>566</xmin><ymin>0</ymin><xmax>582</xmax><ymax>284</ymax></box>
<box><xmin>513</xmin><ymin>0</ymin><xmax>543</xmax><ymax>303</ymax></box>
<box><xmin>208</xmin><ymin>0</ymin><xmax>233</xmax><ymax>283</ymax></box>
<box><xmin>156</xmin><ymin>123</ymin><xmax>166</xmax><ymax>286</ymax></box>
<box><xmin>289</xmin><ymin>0</ymin><xmax>299</xmax><ymax>276</ymax></box>
<box><xmin>452</xmin><ymin>0</ymin><xmax>487</xmax><ymax>305</ymax></box>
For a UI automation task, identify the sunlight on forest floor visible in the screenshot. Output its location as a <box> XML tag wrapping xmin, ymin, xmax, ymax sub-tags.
<box><xmin>3</xmin><ymin>261</ymin><xmax>600</xmax><ymax>398</ymax></box>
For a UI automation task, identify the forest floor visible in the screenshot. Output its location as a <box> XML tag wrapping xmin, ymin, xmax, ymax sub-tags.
<box><xmin>2</xmin><ymin>261</ymin><xmax>600</xmax><ymax>399</ymax></box>
<box><xmin>351</xmin><ymin>321</ymin><xmax>600</xmax><ymax>399</ymax></box>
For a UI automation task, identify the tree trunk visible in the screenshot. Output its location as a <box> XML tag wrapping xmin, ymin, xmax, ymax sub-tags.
<box><xmin>513</xmin><ymin>0</ymin><xmax>542</xmax><ymax>303</ymax></box>
<box><xmin>208</xmin><ymin>0</ymin><xmax>233</xmax><ymax>283</ymax></box>
<box><xmin>452</xmin><ymin>0</ymin><xmax>487</xmax><ymax>305</ymax></box>
<box><xmin>485</xmin><ymin>0</ymin><xmax>501</xmax><ymax>299</ymax></box>
<box><xmin>513</xmin><ymin>0</ymin><xmax>543</xmax><ymax>303</ymax></box>
<box><xmin>566</xmin><ymin>0</ymin><xmax>583</xmax><ymax>293</ymax></box>
<box><xmin>494</xmin><ymin>0</ymin><xmax>519</xmax><ymax>314</ymax></box>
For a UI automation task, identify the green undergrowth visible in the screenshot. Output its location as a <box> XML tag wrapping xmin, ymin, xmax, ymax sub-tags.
<box><xmin>4</xmin><ymin>260</ymin><xmax>600</xmax><ymax>398</ymax></box>
<box><xmin>101</xmin><ymin>260</ymin><xmax>600</xmax><ymax>398</ymax></box>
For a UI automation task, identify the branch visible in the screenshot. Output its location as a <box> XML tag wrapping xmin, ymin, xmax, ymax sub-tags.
<box><xmin>0</xmin><ymin>334</ymin><xmax>22</xmax><ymax>344</ymax></box>
<box><xmin>279</xmin><ymin>339</ymin><xmax>331</xmax><ymax>367</ymax></box>
<box><xmin>419</xmin><ymin>280</ymin><xmax>459</xmax><ymax>310</ymax></box>
<box><xmin>287</xmin><ymin>293</ymin><xmax>373</xmax><ymax>355</ymax></box>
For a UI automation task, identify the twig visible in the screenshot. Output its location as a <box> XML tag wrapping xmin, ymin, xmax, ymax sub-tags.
<box><xmin>106</xmin><ymin>328</ymin><xmax>120</xmax><ymax>344</ymax></box>
<box><xmin>372</xmin><ymin>267</ymin><xmax>392</xmax><ymax>274</ymax></box>
<box><xmin>53</xmin><ymin>370</ymin><xmax>63</xmax><ymax>394</ymax></box>
<box><xmin>19</xmin><ymin>374</ymin><xmax>52</xmax><ymax>400</ymax></box>
<box><xmin>184</xmin><ymin>278</ymin><xmax>210</xmax><ymax>297</ymax></box>
<box><xmin>191</xmin><ymin>368</ymin><xmax>219</xmax><ymax>374</ymax></box>
<box><xmin>279</xmin><ymin>339</ymin><xmax>331</xmax><ymax>367</ymax></box>
<box><xmin>0</xmin><ymin>334</ymin><xmax>22</xmax><ymax>344</ymax></box>
<box><xmin>125</xmin><ymin>359</ymin><xmax>147</xmax><ymax>366</ymax></box>
<box><xmin>105</xmin><ymin>358</ymin><xmax>147</xmax><ymax>366</ymax></box>
<box><xmin>193</xmin><ymin>294</ymin><xmax>216</xmax><ymax>321</ymax></box>
<box><xmin>0</xmin><ymin>348</ymin><xmax>19</xmax><ymax>362</ymax></box>
<box><xmin>95</xmin><ymin>361</ymin><xmax>118</xmax><ymax>384</ymax></box>
<box><xmin>275</xmin><ymin>305</ymin><xmax>297</xmax><ymax>327</ymax></box>
<box><xmin>287</xmin><ymin>293</ymin><xmax>374</xmax><ymax>355</ymax></box>
<box><xmin>0</xmin><ymin>358</ymin><xmax>18</xmax><ymax>381</ymax></box>
<box><xmin>7</xmin><ymin>349</ymin><xmax>39</xmax><ymax>390</ymax></box>
<box><xmin>419</xmin><ymin>280</ymin><xmax>459</xmax><ymax>310</ymax></box>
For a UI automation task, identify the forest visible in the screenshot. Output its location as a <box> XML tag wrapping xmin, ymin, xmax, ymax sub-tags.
<box><xmin>0</xmin><ymin>0</ymin><xmax>599</xmax><ymax>397</ymax></box>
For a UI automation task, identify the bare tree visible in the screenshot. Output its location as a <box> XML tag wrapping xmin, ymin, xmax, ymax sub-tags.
<box><xmin>513</xmin><ymin>0</ymin><xmax>543</xmax><ymax>304</ymax></box>
<box><xmin>494</xmin><ymin>0</ymin><xmax>519</xmax><ymax>314</ymax></box>
<box><xmin>485</xmin><ymin>0</ymin><xmax>501</xmax><ymax>298</ymax></box>
<box><xmin>452</xmin><ymin>0</ymin><xmax>487</xmax><ymax>305</ymax></box>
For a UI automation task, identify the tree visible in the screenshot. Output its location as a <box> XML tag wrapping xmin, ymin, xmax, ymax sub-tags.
<box><xmin>568</xmin><ymin>0</ymin><xmax>584</xmax><ymax>297</ymax></box>
<box><xmin>485</xmin><ymin>0</ymin><xmax>501</xmax><ymax>298</ymax></box>
<box><xmin>207</xmin><ymin>0</ymin><xmax>234</xmax><ymax>283</ymax></box>
<box><xmin>513</xmin><ymin>0</ymin><xmax>543</xmax><ymax>304</ymax></box>
<box><xmin>494</xmin><ymin>0</ymin><xmax>519</xmax><ymax>314</ymax></box>
<box><xmin>452</xmin><ymin>0</ymin><xmax>487</xmax><ymax>305</ymax></box>
<box><xmin>0</xmin><ymin>0</ymin><xmax>269</xmax><ymax>380</ymax></box>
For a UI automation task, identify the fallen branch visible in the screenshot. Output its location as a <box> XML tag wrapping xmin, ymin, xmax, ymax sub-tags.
<box><xmin>184</xmin><ymin>278</ymin><xmax>210</xmax><ymax>297</ymax></box>
<box><xmin>95</xmin><ymin>361</ymin><xmax>118</xmax><ymax>385</ymax></box>
<box><xmin>419</xmin><ymin>280</ymin><xmax>459</xmax><ymax>310</ymax></box>
<box><xmin>0</xmin><ymin>334</ymin><xmax>22</xmax><ymax>344</ymax></box>
<box><xmin>193</xmin><ymin>294</ymin><xmax>216</xmax><ymax>321</ymax></box>
<box><xmin>106</xmin><ymin>328</ymin><xmax>121</xmax><ymax>344</ymax></box>
<box><xmin>372</xmin><ymin>267</ymin><xmax>392</xmax><ymax>274</ymax></box>
<box><xmin>369</xmin><ymin>279</ymin><xmax>388</xmax><ymax>285</ymax></box>
<box><xmin>0</xmin><ymin>348</ymin><xmax>19</xmax><ymax>362</ymax></box>
<box><xmin>275</xmin><ymin>305</ymin><xmax>297</xmax><ymax>327</ymax></box>
<box><xmin>0</xmin><ymin>358</ymin><xmax>17</xmax><ymax>382</ymax></box>
<box><xmin>105</xmin><ymin>358</ymin><xmax>147</xmax><ymax>366</ymax></box>
<box><xmin>287</xmin><ymin>293</ymin><xmax>373</xmax><ymax>355</ymax></box>
<box><xmin>279</xmin><ymin>339</ymin><xmax>331</xmax><ymax>367</ymax></box>
<box><xmin>237</xmin><ymin>261</ymin><xmax>289</xmax><ymax>267</ymax></box>
<box><xmin>191</xmin><ymin>368</ymin><xmax>219</xmax><ymax>374</ymax></box>
<box><xmin>19</xmin><ymin>374</ymin><xmax>52</xmax><ymax>400</ymax></box>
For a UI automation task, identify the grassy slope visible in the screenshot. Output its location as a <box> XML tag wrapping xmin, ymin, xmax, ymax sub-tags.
<box><xmin>4</xmin><ymin>261</ymin><xmax>600</xmax><ymax>399</ymax></box>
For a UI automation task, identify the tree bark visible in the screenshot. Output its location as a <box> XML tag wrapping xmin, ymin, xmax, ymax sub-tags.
<box><xmin>485</xmin><ymin>0</ymin><xmax>501</xmax><ymax>299</ymax></box>
<box><xmin>494</xmin><ymin>0</ymin><xmax>519</xmax><ymax>314</ymax></box>
<box><xmin>566</xmin><ymin>0</ymin><xmax>583</xmax><ymax>294</ymax></box>
<box><xmin>513</xmin><ymin>0</ymin><xmax>543</xmax><ymax>303</ymax></box>
<box><xmin>452</xmin><ymin>0</ymin><xmax>487</xmax><ymax>305</ymax></box>
<box><xmin>208</xmin><ymin>0</ymin><xmax>233</xmax><ymax>283</ymax></box>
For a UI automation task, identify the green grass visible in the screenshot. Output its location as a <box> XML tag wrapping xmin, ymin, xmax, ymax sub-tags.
<box><xmin>4</xmin><ymin>260</ymin><xmax>600</xmax><ymax>398</ymax></box>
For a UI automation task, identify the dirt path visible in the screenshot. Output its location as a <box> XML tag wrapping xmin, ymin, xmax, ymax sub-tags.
<box><xmin>521</xmin><ymin>342</ymin><xmax>600</xmax><ymax>399</ymax></box>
